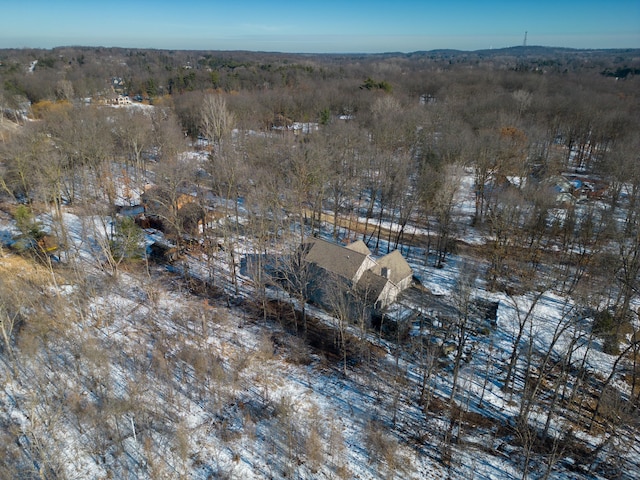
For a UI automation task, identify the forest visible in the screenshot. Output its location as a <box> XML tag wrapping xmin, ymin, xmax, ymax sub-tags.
<box><xmin>0</xmin><ymin>45</ymin><xmax>639</xmax><ymax>479</ymax></box>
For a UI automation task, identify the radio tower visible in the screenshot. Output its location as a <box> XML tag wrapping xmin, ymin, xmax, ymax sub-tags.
<box><xmin>523</xmin><ymin>31</ymin><xmax>528</xmax><ymax>47</ymax></box>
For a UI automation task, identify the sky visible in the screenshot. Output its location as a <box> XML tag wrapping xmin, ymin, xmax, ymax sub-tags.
<box><xmin>1</xmin><ymin>0</ymin><xmax>639</xmax><ymax>53</ymax></box>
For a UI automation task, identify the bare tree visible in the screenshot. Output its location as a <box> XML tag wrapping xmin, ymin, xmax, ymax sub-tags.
<box><xmin>112</xmin><ymin>107</ymin><xmax>154</xmax><ymax>179</ymax></box>
<box><xmin>276</xmin><ymin>243</ymin><xmax>315</xmax><ymax>335</ymax></box>
<box><xmin>324</xmin><ymin>273</ymin><xmax>355</xmax><ymax>376</ymax></box>
<box><xmin>147</xmin><ymin>110</ymin><xmax>195</xmax><ymax>246</ymax></box>
<box><xmin>431</xmin><ymin>164</ymin><xmax>463</xmax><ymax>268</ymax></box>
<box><xmin>320</xmin><ymin>122</ymin><xmax>366</xmax><ymax>240</ymax></box>
<box><xmin>54</xmin><ymin>79</ymin><xmax>74</xmax><ymax>102</ymax></box>
<box><xmin>448</xmin><ymin>262</ymin><xmax>479</xmax><ymax>402</ymax></box>
<box><xmin>199</xmin><ymin>92</ymin><xmax>235</xmax><ymax>147</ymax></box>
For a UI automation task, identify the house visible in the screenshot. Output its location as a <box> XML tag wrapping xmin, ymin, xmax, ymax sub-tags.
<box><xmin>141</xmin><ymin>185</ymin><xmax>197</xmax><ymax>213</ymax></box>
<box><xmin>544</xmin><ymin>174</ymin><xmax>609</xmax><ymax>205</ymax></box>
<box><xmin>270</xmin><ymin>113</ymin><xmax>294</xmax><ymax>132</ymax></box>
<box><xmin>301</xmin><ymin>237</ymin><xmax>412</xmax><ymax>311</ymax></box>
<box><xmin>117</xmin><ymin>204</ymin><xmax>145</xmax><ymax>217</ymax></box>
<box><xmin>373</xmin><ymin>249</ymin><xmax>413</xmax><ymax>291</ymax></box>
<box><xmin>140</xmin><ymin>186</ymin><xmax>205</xmax><ymax>236</ymax></box>
<box><xmin>148</xmin><ymin>240</ymin><xmax>181</xmax><ymax>263</ymax></box>
<box><xmin>291</xmin><ymin>122</ymin><xmax>319</xmax><ymax>134</ymax></box>
<box><xmin>270</xmin><ymin>114</ymin><xmax>318</xmax><ymax>135</ymax></box>
<box><xmin>109</xmin><ymin>94</ymin><xmax>131</xmax><ymax>106</ymax></box>
<box><xmin>303</xmin><ymin>238</ymin><xmax>377</xmax><ymax>286</ymax></box>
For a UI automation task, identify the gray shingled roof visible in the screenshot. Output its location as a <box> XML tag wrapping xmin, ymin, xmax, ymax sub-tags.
<box><xmin>356</xmin><ymin>269</ymin><xmax>388</xmax><ymax>304</ymax></box>
<box><xmin>345</xmin><ymin>240</ymin><xmax>372</xmax><ymax>256</ymax></box>
<box><xmin>374</xmin><ymin>250</ymin><xmax>413</xmax><ymax>285</ymax></box>
<box><xmin>303</xmin><ymin>237</ymin><xmax>368</xmax><ymax>282</ymax></box>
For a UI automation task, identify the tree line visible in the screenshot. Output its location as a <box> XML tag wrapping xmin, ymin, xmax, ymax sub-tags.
<box><xmin>0</xmin><ymin>46</ymin><xmax>639</xmax><ymax>478</ymax></box>
<box><xmin>1</xmin><ymin>46</ymin><xmax>639</xmax><ymax>325</ymax></box>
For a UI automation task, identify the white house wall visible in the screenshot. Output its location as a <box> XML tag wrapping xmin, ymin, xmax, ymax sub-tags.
<box><xmin>353</xmin><ymin>256</ymin><xmax>377</xmax><ymax>284</ymax></box>
<box><xmin>377</xmin><ymin>281</ymin><xmax>400</xmax><ymax>309</ymax></box>
<box><xmin>396</xmin><ymin>275</ymin><xmax>412</xmax><ymax>292</ymax></box>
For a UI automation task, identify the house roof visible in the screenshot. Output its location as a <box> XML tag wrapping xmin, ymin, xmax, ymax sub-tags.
<box><xmin>356</xmin><ymin>269</ymin><xmax>388</xmax><ymax>304</ymax></box>
<box><xmin>303</xmin><ymin>237</ymin><xmax>369</xmax><ymax>282</ymax></box>
<box><xmin>374</xmin><ymin>250</ymin><xmax>413</xmax><ymax>285</ymax></box>
<box><xmin>345</xmin><ymin>240</ymin><xmax>372</xmax><ymax>256</ymax></box>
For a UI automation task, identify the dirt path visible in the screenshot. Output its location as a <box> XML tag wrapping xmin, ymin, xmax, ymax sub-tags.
<box><xmin>302</xmin><ymin>207</ymin><xmax>424</xmax><ymax>246</ymax></box>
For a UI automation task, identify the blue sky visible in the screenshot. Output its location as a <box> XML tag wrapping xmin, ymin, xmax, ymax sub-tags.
<box><xmin>1</xmin><ymin>1</ymin><xmax>638</xmax><ymax>52</ymax></box>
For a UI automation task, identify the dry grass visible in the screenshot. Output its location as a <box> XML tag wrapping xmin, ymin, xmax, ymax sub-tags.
<box><xmin>301</xmin><ymin>207</ymin><xmax>418</xmax><ymax>245</ymax></box>
<box><xmin>0</xmin><ymin>253</ymin><xmax>79</xmax><ymax>349</ymax></box>
<box><xmin>0</xmin><ymin>252</ymin><xmax>55</xmax><ymax>285</ymax></box>
<box><xmin>0</xmin><ymin>118</ymin><xmax>21</xmax><ymax>143</ymax></box>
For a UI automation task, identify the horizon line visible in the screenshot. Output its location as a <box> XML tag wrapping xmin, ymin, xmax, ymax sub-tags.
<box><xmin>2</xmin><ymin>44</ymin><xmax>639</xmax><ymax>56</ymax></box>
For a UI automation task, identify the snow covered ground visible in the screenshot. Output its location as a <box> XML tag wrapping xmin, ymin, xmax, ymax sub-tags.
<box><xmin>0</xmin><ymin>167</ymin><xmax>638</xmax><ymax>479</ymax></box>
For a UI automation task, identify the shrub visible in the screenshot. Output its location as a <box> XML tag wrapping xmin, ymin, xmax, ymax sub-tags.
<box><xmin>109</xmin><ymin>216</ymin><xmax>144</xmax><ymax>262</ymax></box>
<box><xmin>14</xmin><ymin>205</ymin><xmax>43</xmax><ymax>240</ymax></box>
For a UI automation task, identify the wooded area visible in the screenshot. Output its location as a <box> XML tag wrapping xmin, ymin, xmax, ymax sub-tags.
<box><xmin>0</xmin><ymin>46</ymin><xmax>639</xmax><ymax>479</ymax></box>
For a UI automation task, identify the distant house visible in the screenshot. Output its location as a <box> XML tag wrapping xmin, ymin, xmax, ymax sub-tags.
<box><xmin>544</xmin><ymin>174</ymin><xmax>608</xmax><ymax>205</ymax></box>
<box><xmin>104</xmin><ymin>94</ymin><xmax>132</xmax><ymax>106</ymax></box>
<box><xmin>270</xmin><ymin>113</ymin><xmax>294</xmax><ymax>132</ymax></box>
<box><xmin>300</xmin><ymin>237</ymin><xmax>412</xmax><ymax>311</ymax></box>
<box><xmin>291</xmin><ymin>122</ymin><xmax>319</xmax><ymax>134</ymax></box>
<box><xmin>114</xmin><ymin>95</ymin><xmax>132</xmax><ymax>106</ymax></box>
<box><xmin>419</xmin><ymin>94</ymin><xmax>436</xmax><ymax>105</ymax></box>
<box><xmin>270</xmin><ymin>114</ymin><xmax>318</xmax><ymax>135</ymax></box>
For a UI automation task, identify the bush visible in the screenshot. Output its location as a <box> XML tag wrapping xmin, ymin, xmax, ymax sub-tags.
<box><xmin>592</xmin><ymin>308</ymin><xmax>633</xmax><ymax>355</ymax></box>
<box><xmin>14</xmin><ymin>205</ymin><xmax>43</xmax><ymax>240</ymax></box>
<box><xmin>592</xmin><ymin>309</ymin><xmax>616</xmax><ymax>336</ymax></box>
<box><xmin>109</xmin><ymin>216</ymin><xmax>144</xmax><ymax>262</ymax></box>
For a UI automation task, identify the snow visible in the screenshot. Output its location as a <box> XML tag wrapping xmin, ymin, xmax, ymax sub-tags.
<box><xmin>0</xmin><ymin>153</ymin><xmax>638</xmax><ymax>479</ymax></box>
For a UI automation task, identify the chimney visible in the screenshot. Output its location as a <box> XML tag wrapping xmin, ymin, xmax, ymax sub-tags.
<box><xmin>381</xmin><ymin>267</ymin><xmax>391</xmax><ymax>279</ymax></box>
